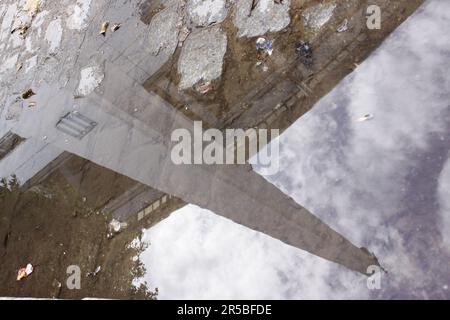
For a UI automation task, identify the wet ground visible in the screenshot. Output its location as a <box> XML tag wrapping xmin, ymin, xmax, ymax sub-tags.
<box><xmin>0</xmin><ymin>0</ymin><xmax>431</xmax><ymax>299</ymax></box>
<box><xmin>0</xmin><ymin>157</ymin><xmax>164</xmax><ymax>299</ymax></box>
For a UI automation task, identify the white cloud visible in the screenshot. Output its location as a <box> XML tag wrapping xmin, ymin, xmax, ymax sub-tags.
<box><xmin>134</xmin><ymin>0</ymin><xmax>450</xmax><ymax>299</ymax></box>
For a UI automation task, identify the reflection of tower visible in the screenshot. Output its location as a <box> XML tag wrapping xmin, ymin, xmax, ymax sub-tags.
<box><xmin>0</xmin><ymin>0</ymin><xmax>424</xmax><ymax>274</ymax></box>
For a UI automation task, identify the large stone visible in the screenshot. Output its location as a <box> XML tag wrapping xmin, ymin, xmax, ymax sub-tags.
<box><xmin>186</xmin><ymin>0</ymin><xmax>229</xmax><ymax>27</ymax></box>
<box><xmin>233</xmin><ymin>0</ymin><xmax>291</xmax><ymax>38</ymax></box>
<box><xmin>76</xmin><ymin>65</ymin><xmax>105</xmax><ymax>97</ymax></box>
<box><xmin>178</xmin><ymin>26</ymin><xmax>227</xmax><ymax>90</ymax></box>
<box><xmin>148</xmin><ymin>4</ymin><xmax>181</xmax><ymax>56</ymax></box>
<box><xmin>302</xmin><ymin>1</ymin><xmax>337</xmax><ymax>31</ymax></box>
<box><xmin>66</xmin><ymin>0</ymin><xmax>92</xmax><ymax>30</ymax></box>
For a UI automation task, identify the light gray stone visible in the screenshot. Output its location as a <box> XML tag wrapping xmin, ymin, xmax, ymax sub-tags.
<box><xmin>178</xmin><ymin>26</ymin><xmax>227</xmax><ymax>90</ymax></box>
<box><xmin>302</xmin><ymin>1</ymin><xmax>337</xmax><ymax>31</ymax></box>
<box><xmin>233</xmin><ymin>0</ymin><xmax>291</xmax><ymax>38</ymax></box>
<box><xmin>186</xmin><ymin>0</ymin><xmax>228</xmax><ymax>27</ymax></box>
<box><xmin>148</xmin><ymin>4</ymin><xmax>181</xmax><ymax>56</ymax></box>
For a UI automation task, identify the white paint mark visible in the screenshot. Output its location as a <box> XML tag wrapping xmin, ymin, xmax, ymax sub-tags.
<box><xmin>76</xmin><ymin>66</ymin><xmax>104</xmax><ymax>97</ymax></box>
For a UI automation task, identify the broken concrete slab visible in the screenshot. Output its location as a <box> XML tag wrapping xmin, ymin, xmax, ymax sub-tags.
<box><xmin>76</xmin><ymin>65</ymin><xmax>105</xmax><ymax>97</ymax></box>
<box><xmin>148</xmin><ymin>3</ymin><xmax>181</xmax><ymax>56</ymax></box>
<box><xmin>178</xmin><ymin>26</ymin><xmax>227</xmax><ymax>90</ymax></box>
<box><xmin>303</xmin><ymin>1</ymin><xmax>336</xmax><ymax>31</ymax></box>
<box><xmin>233</xmin><ymin>0</ymin><xmax>291</xmax><ymax>38</ymax></box>
<box><xmin>186</xmin><ymin>0</ymin><xmax>229</xmax><ymax>27</ymax></box>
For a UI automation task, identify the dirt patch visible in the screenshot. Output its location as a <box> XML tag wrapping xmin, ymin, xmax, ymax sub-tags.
<box><xmin>0</xmin><ymin>172</ymin><xmax>156</xmax><ymax>299</ymax></box>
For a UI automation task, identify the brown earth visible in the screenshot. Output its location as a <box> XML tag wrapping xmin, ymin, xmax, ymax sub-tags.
<box><xmin>0</xmin><ymin>171</ymin><xmax>156</xmax><ymax>300</ymax></box>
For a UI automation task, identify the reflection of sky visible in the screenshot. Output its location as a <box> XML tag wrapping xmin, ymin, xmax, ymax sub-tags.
<box><xmin>135</xmin><ymin>0</ymin><xmax>450</xmax><ymax>299</ymax></box>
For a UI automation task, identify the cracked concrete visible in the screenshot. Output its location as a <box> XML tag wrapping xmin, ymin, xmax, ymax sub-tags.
<box><xmin>186</xmin><ymin>0</ymin><xmax>229</xmax><ymax>27</ymax></box>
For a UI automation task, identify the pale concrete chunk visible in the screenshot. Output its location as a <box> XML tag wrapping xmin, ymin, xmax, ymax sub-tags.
<box><xmin>233</xmin><ymin>0</ymin><xmax>291</xmax><ymax>38</ymax></box>
<box><xmin>76</xmin><ymin>65</ymin><xmax>105</xmax><ymax>97</ymax></box>
<box><xmin>303</xmin><ymin>1</ymin><xmax>336</xmax><ymax>31</ymax></box>
<box><xmin>178</xmin><ymin>26</ymin><xmax>227</xmax><ymax>90</ymax></box>
<box><xmin>148</xmin><ymin>4</ymin><xmax>181</xmax><ymax>56</ymax></box>
<box><xmin>186</xmin><ymin>0</ymin><xmax>228</xmax><ymax>27</ymax></box>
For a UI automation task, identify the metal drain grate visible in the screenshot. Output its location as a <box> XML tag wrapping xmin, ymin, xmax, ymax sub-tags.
<box><xmin>56</xmin><ymin>111</ymin><xmax>97</xmax><ymax>139</ymax></box>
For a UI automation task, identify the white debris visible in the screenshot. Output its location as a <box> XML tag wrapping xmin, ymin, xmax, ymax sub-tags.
<box><xmin>67</xmin><ymin>0</ymin><xmax>92</xmax><ymax>30</ymax></box>
<box><xmin>186</xmin><ymin>0</ymin><xmax>228</xmax><ymax>27</ymax></box>
<box><xmin>337</xmin><ymin>18</ymin><xmax>349</xmax><ymax>33</ymax></box>
<box><xmin>178</xmin><ymin>26</ymin><xmax>227</xmax><ymax>90</ymax></box>
<box><xmin>234</xmin><ymin>0</ymin><xmax>291</xmax><ymax>37</ymax></box>
<box><xmin>76</xmin><ymin>65</ymin><xmax>104</xmax><ymax>97</ymax></box>
<box><xmin>45</xmin><ymin>18</ymin><xmax>62</xmax><ymax>53</ymax></box>
<box><xmin>109</xmin><ymin>219</ymin><xmax>128</xmax><ymax>234</ymax></box>
<box><xmin>303</xmin><ymin>2</ymin><xmax>336</xmax><ymax>31</ymax></box>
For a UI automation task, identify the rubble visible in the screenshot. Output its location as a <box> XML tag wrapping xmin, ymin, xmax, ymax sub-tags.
<box><xmin>76</xmin><ymin>65</ymin><xmax>105</xmax><ymax>97</ymax></box>
<box><xmin>178</xmin><ymin>26</ymin><xmax>227</xmax><ymax>90</ymax></box>
<box><xmin>148</xmin><ymin>4</ymin><xmax>181</xmax><ymax>56</ymax></box>
<box><xmin>302</xmin><ymin>1</ymin><xmax>336</xmax><ymax>31</ymax></box>
<box><xmin>186</xmin><ymin>0</ymin><xmax>229</xmax><ymax>27</ymax></box>
<box><xmin>234</xmin><ymin>0</ymin><xmax>291</xmax><ymax>37</ymax></box>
